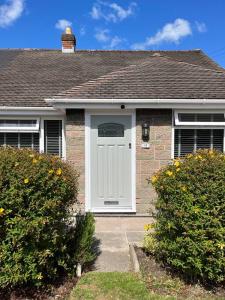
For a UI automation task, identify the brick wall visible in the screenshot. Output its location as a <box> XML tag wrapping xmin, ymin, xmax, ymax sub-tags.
<box><xmin>65</xmin><ymin>109</ymin><xmax>172</xmax><ymax>214</ymax></box>
<box><xmin>136</xmin><ymin>109</ymin><xmax>172</xmax><ymax>214</ymax></box>
<box><xmin>66</xmin><ymin>109</ymin><xmax>85</xmax><ymax>210</ymax></box>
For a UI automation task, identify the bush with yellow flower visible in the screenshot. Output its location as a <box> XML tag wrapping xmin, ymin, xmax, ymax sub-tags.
<box><xmin>0</xmin><ymin>147</ymin><xmax>95</xmax><ymax>290</ymax></box>
<box><xmin>149</xmin><ymin>149</ymin><xmax>225</xmax><ymax>284</ymax></box>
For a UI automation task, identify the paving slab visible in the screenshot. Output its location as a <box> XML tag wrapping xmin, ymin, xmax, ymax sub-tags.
<box><xmin>93</xmin><ymin>216</ymin><xmax>153</xmax><ymax>272</ymax></box>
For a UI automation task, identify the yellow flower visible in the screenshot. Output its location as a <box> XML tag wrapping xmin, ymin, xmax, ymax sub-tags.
<box><xmin>48</xmin><ymin>169</ymin><xmax>54</xmax><ymax>175</ymax></box>
<box><xmin>209</xmin><ymin>150</ymin><xmax>214</xmax><ymax>155</ymax></box>
<box><xmin>29</xmin><ymin>154</ymin><xmax>34</xmax><ymax>158</ymax></box>
<box><xmin>38</xmin><ymin>156</ymin><xmax>43</xmax><ymax>160</ymax></box>
<box><xmin>217</xmin><ymin>243</ymin><xmax>225</xmax><ymax>250</ymax></box>
<box><xmin>37</xmin><ymin>273</ymin><xmax>43</xmax><ymax>280</ymax></box>
<box><xmin>32</xmin><ymin>158</ymin><xmax>38</xmax><ymax>164</ymax></box>
<box><xmin>56</xmin><ymin>168</ymin><xmax>62</xmax><ymax>176</ymax></box>
<box><xmin>195</xmin><ymin>155</ymin><xmax>202</xmax><ymax>160</ymax></box>
<box><xmin>0</xmin><ymin>208</ymin><xmax>5</xmax><ymax>216</ymax></box>
<box><xmin>151</xmin><ymin>175</ymin><xmax>158</xmax><ymax>184</ymax></box>
<box><xmin>144</xmin><ymin>223</ymin><xmax>155</xmax><ymax>231</ymax></box>
<box><xmin>24</xmin><ymin>178</ymin><xmax>29</xmax><ymax>184</ymax></box>
<box><xmin>193</xmin><ymin>207</ymin><xmax>200</xmax><ymax>214</ymax></box>
<box><xmin>181</xmin><ymin>186</ymin><xmax>187</xmax><ymax>192</ymax></box>
<box><xmin>166</xmin><ymin>170</ymin><xmax>173</xmax><ymax>177</ymax></box>
<box><xmin>144</xmin><ymin>224</ymin><xmax>150</xmax><ymax>231</ymax></box>
<box><xmin>174</xmin><ymin>161</ymin><xmax>180</xmax><ymax>167</ymax></box>
<box><xmin>176</xmin><ymin>168</ymin><xmax>180</xmax><ymax>172</ymax></box>
<box><xmin>187</xmin><ymin>154</ymin><xmax>193</xmax><ymax>158</ymax></box>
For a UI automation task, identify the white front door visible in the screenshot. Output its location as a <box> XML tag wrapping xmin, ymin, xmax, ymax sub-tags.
<box><xmin>90</xmin><ymin>115</ymin><xmax>132</xmax><ymax>211</ymax></box>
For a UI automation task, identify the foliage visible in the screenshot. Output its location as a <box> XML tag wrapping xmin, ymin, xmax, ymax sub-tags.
<box><xmin>0</xmin><ymin>147</ymin><xmax>85</xmax><ymax>289</ymax></box>
<box><xmin>143</xmin><ymin>224</ymin><xmax>157</xmax><ymax>255</ymax></box>
<box><xmin>73</xmin><ymin>212</ymin><xmax>96</xmax><ymax>265</ymax></box>
<box><xmin>151</xmin><ymin>149</ymin><xmax>225</xmax><ymax>283</ymax></box>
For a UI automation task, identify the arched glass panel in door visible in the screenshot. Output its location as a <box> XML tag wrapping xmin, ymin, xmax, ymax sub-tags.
<box><xmin>98</xmin><ymin>123</ymin><xmax>124</xmax><ymax>137</ymax></box>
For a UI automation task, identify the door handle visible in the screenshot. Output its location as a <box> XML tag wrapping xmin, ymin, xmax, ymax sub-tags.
<box><xmin>129</xmin><ymin>143</ymin><xmax>132</xmax><ymax>149</ymax></box>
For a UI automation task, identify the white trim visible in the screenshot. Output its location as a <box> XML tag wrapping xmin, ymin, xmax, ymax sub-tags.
<box><xmin>0</xmin><ymin>117</ymin><xmax>40</xmax><ymax>133</ymax></box>
<box><xmin>171</xmin><ymin>110</ymin><xmax>175</xmax><ymax>159</ymax></box>
<box><xmin>41</xmin><ymin>116</ymin><xmax>66</xmax><ymax>159</ymax></box>
<box><xmin>0</xmin><ymin>114</ymin><xmax>66</xmax><ymax>158</ymax></box>
<box><xmin>85</xmin><ymin>112</ymin><xmax>91</xmax><ymax>212</ymax></box>
<box><xmin>39</xmin><ymin>118</ymin><xmax>44</xmax><ymax>153</ymax></box>
<box><xmin>46</xmin><ymin>98</ymin><xmax>225</xmax><ymax>110</ymax></box>
<box><xmin>0</xmin><ymin>107</ymin><xmax>56</xmax><ymax>111</ymax></box>
<box><xmin>223</xmin><ymin>130</ymin><xmax>225</xmax><ymax>153</ymax></box>
<box><xmin>174</xmin><ymin>110</ymin><xmax>225</xmax><ymax>126</ymax></box>
<box><xmin>62</xmin><ymin>47</ymin><xmax>75</xmax><ymax>54</ymax></box>
<box><xmin>0</xmin><ymin>107</ymin><xmax>64</xmax><ymax>116</ymax></box>
<box><xmin>85</xmin><ymin>109</ymin><xmax>136</xmax><ymax>213</ymax></box>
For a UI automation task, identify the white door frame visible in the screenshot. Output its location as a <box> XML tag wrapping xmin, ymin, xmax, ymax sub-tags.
<box><xmin>85</xmin><ymin>109</ymin><xmax>136</xmax><ymax>213</ymax></box>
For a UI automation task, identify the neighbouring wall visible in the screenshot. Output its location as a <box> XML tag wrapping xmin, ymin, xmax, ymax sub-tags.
<box><xmin>66</xmin><ymin>109</ymin><xmax>172</xmax><ymax>214</ymax></box>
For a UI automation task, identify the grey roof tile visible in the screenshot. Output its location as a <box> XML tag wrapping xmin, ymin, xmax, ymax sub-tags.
<box><xmin>0</xmin><ymin>49</ymin><xmax>223</xmax><ymax>107</ymax></box>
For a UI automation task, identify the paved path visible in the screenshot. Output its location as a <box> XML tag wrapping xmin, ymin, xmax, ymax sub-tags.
<box><xmin>94</xmin><ymin>216</ymin><xmax>153</xmax><ymax>272</ymax></box>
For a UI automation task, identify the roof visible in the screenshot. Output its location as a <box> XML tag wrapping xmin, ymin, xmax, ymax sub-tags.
<box><xmin>0</xmin><ymin>49</ymin><xmax>224</xmax><ymax>107</ymax></box>
<box><xmin>54</xmin><ymin>55</ymin><xmax>225</xmax><ymax>100</ymax></box>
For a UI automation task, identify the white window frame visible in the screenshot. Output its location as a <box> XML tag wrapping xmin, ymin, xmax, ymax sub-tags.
<box><xmin>0</xmin><ymin>116</ymin><xmax>66</xmax><ymax>158</ymax></box>
<box><xmin>172</xmin><ymin>110</ymin><xmax>225</xmax><ymax>159</ymax></box>
<box><xmin>0</xmin><ymin>117</ymin><xmax>40</xmax><ymax>132</ymax></box>
<box><xmin>174</xmin><ymin>110</ymin><xmax>225</xmax><ymax>126</ymax></box>
<box><xmin>40</xmin><ymin>116</ymin><xmax>66</xmax><ymax>159</ymax></box>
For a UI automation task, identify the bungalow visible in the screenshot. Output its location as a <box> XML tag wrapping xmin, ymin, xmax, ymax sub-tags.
<box><xmin>1</xmin><ymin>27</ymin><xmax>225</xmax><ymax>214</ymax></box>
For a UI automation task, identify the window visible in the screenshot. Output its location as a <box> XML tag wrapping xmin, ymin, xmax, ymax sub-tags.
<box><xmin>44</xmin><ymin>120</ymin><xmax>62</xmax><ymax>156</ymax></box>
<box><xmin>174</xmin><ymin>129</ymin><xmax>224</xmax><ymax>158</ymax></box>
<box><xmin>0</xmin><ymin>118</ymin><xmax>63</xmax><ymax>157</ymax></box>
<box><xmin>98</xmin><ymin>123</ymin><xmax>124</xmax><ymax>137</ymax></box>
<box><xmin>0</xmin><ymin>119</ymin><xmax>39</xmax><ymax>132</ymax></box>
<box><xmin>175</xmin><ymin>113</ymin><xmax>225</xmax><ymax>126</ymax></box>
<box><xmin>0</xmin><ymin>132</ymin><xmax>39</xmax><ymax>151</ymax></box>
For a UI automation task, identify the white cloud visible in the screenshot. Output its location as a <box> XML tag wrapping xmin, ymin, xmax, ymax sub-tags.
<box><xmin>0</xmin><ymin>0</ymin><xmax>25</xmax><ymax>28</ymax></box>
<box><xmin>94</xmin><ymin>28</ymin><xmax>125</xmax><ymax>49</ymax></box>
<box><xmin>132</xmin><ymin>18</ymin><xmax>192</xmax><ymax>50</ymax></box>
<box><xmin>90</xmin><ymin>1</ymin><xmax>137</xmax><ymax>23</ymax></box>
<box><xmin>195</xmin><ymin>21</ymin><xmax>207</xmax><ymax>33</ymax></box>
<box><xmin>55</xmin><ymin>19</ymin><xmax>72</xmax><ymax>31</ymax></box>
<box><xmin>108</xmin><ymin>35</ymin><xmax>124</xmax><ymax>49</ymax></box>
<box><xmin>94</xmin><ymin>28</ymin><xmax>110</xmax><ymax>42</ymax></box>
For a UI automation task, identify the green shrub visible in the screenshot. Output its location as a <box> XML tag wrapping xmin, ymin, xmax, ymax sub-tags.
<box><xmin>74</xmin><ymin>212</ymin><xmax>96</xmax><ymax>266</ymax></box>
<box><xmin>151</xmin><ymin>149</ymin><xmax>225</xmax><ymax>283</ymax></box>
<box><xmin>0</xmin><ymin>147</ymin><xmax>83</xmax><ymax>289</ymax></box>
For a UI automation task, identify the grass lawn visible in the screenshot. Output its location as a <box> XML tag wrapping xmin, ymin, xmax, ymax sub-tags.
<box><xmin>68</xmin><ymin>272</ymin><xmax>175</xmax><ymax>300</ymax></box>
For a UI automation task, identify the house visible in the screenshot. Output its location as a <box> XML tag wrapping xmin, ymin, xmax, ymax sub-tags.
<box><xmin>1</xmin><ymin>27</ymin><xmax>225</xmax><ymax>215</ymax></box>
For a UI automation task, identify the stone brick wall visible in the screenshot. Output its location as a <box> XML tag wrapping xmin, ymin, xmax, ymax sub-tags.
<box><xmin>136</xmin><ymin>109</ymin><xmax>172</xmax><ymax>214</ymax></box>
<box><xmin>66</xmin><ymin>109</ymin><xmax>85</xmax><ymax>210</ymax></box>
<box><xmin>65</xmin><ymin>109</ymin><xmax>172</xmax><ymax>214</ymax></box>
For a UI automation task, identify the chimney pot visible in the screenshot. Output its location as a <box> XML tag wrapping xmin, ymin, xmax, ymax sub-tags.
<box><xmin>61</xmin><ymin>27</ymin><xmax>76</xmax><ymax>53</ymax></box>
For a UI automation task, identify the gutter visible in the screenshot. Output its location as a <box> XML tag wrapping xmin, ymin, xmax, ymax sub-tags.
<box><xmin>0</xmin><ymin>106</ymin><xmax>65</xmax><ymax>116</ymax></box>
<box><xmin>0</xmin><ymin>106</ymin><xmax>56</xmax><ymax>111</ymax></box>
<box><xmin>45</xmin><ymin>98</ymin><xmax>225</xmax><ymax>109</ymax></box>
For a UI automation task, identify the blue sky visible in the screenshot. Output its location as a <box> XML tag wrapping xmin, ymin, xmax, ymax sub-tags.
<box><xmin>0</xmin><ymin>0</ymin><xmax>225</xmax><ymax>66</ymax></box>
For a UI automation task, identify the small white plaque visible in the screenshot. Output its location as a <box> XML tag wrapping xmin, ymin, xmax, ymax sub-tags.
<box><xmin>141</xmin><ymin>142</ymin><xmax>150</xmax><ymax>149</ymax></box>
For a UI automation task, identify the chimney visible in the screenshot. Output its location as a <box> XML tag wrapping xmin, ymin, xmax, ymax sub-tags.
<box><xmin>61</xmin><ymin>27</ymin><xmax>76</xmax><ymax>53</ymax></box>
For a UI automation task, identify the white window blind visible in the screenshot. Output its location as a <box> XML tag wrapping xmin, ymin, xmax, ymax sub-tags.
<box><xmin>44</xmin><ymin>120</ymin><xmax>62</xmax><ymax>157</ymax></box>
<box><xmin>0</xmin><ymin>132</ymin><xmax>39</xmax><ymax>151</ymax></box>
<box><xmin>174</xmin><ymin>129</ymin><xmax>224</xmax><ymax>158</ymax></box>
